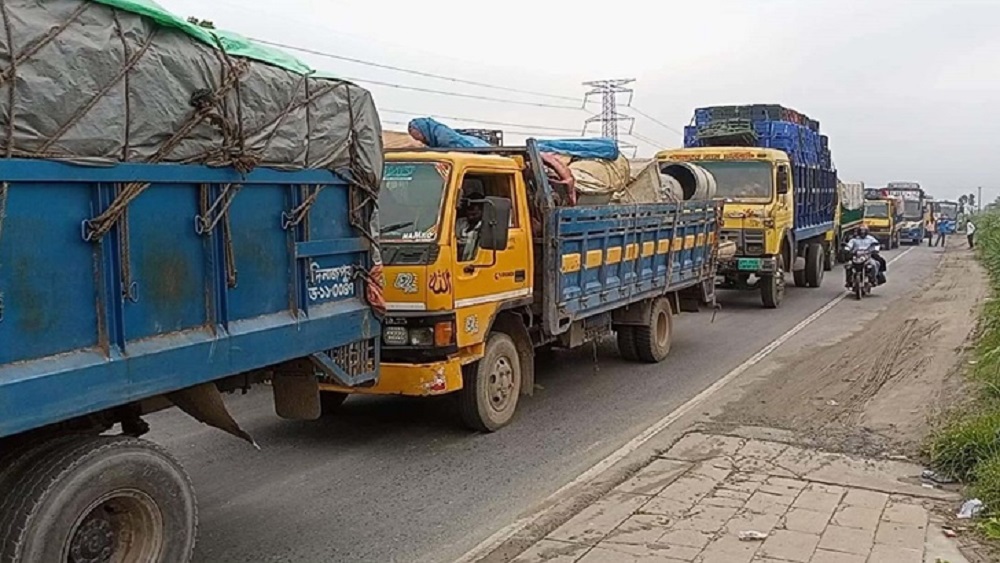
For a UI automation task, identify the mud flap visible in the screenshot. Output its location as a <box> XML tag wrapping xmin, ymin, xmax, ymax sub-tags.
<box><xmin>271</xmin><ymin>358</ymin><xmax>322</xmax><ymax>421</ymax></box>
<box><xmin>168</xmin><ymin>383</ymin><xmax>259</xmax><ymax>449</ymax></box>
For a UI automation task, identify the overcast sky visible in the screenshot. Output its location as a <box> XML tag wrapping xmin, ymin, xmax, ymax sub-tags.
<box><xmin>158</xmin><ymin>0</ymin><xmax>999</xmax><ymax>201</ymax></box>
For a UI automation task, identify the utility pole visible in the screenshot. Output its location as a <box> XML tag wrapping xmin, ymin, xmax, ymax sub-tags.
<box><xmin>979</xmin><ymin>186</ymin><xmax>983</xmax><ymax>213</ymax></box>
<box><xmin>582</xmin><ymin>79</ymin><xmax>636</xmax><ymax>154</ymax></box>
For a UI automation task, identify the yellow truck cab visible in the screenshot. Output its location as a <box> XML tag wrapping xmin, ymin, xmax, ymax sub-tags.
<box><xmin>321</xmin><ymin>142</ymin><xmax>722</xmax><ymax>431</ymax></box>
<box><xmin>864</xmin><ymin>198</ymin><xmax>901</xmax><ymax>248</ymax></box>
<box><xmin>656</xmin><ymin>147</ymin><xmax>837</xmax><ymax>308</ymax></box>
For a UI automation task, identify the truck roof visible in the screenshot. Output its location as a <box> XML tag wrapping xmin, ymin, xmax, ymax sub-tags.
<box><xmin>385</xmin><ymin>149</ymin><xmax>524</xmax><ymax>169</ymax></box>
<box><xmin>656</xmin><ymin>146</ymin><xmax>791</xmax><ymax>161</ymax></box>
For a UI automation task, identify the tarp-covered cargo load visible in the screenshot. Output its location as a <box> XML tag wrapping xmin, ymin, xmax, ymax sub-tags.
<box><xmin>0</xmin><ymin>0</ymin><xmax>383</xmax><ymax>186</ymax></box>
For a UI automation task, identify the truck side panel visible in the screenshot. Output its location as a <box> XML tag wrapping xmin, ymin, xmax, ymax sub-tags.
<box><xmin>0</xmin><ymin>160</ymin><xmax>379</xmax><ymax>438</ymax></box>
<box><xmin>545</xmin><ymin>202</ymin><xmax>719</xmax><ymax>335</ymax></box>
<box><xmin>793</xmin><ymin>163</ymin><xmax>837</xmax><ymax>240</ymax></box>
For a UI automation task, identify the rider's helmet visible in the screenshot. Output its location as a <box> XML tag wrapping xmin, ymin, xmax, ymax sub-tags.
<box><xmin>859</xmin><ymin>225</ymin><xmax>870</xmax><ymax>237</ymax></box>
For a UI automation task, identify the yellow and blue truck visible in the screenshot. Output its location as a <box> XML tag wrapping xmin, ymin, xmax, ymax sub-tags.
<box><xmin>322</xmin><ymin>140</ymin><xmax>721</xmax><ymax>431</ymax></box>
<box><xmin>663</xmin><ymin>104</ymin><xmax>840</xmax><ymax>309</ymax></box>
<box><xmin>864</xmin><ymin>192</ymin><xmax>903</xmax><ymax>248</ymax></box>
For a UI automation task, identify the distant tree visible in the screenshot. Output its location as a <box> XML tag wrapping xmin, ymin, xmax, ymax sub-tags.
<box><xmin>959</xmin><ymin>194</ymin><xmax>969</xmax><ymax>213</ymax></box>
<box><xmin>186</xmin><ymin>17</ymin><xmax>216</xmax><ymax>29</ymax></box>
<box><xmin>969</xmin><ymin>193</ymin><xmax>978</xmax><ymax>211</ymax></box>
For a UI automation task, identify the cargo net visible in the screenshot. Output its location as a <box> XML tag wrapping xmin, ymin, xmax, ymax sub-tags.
<box><xmin>0</xmin><ymin>0</ymin><xmax>386</xmax><ymax>314</ymax></box>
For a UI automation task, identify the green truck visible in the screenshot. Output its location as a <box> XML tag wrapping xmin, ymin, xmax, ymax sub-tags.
<box><xmin>828</xmin><ymin>180</ymin><xmax>866</xmax><ymax>268</ymax></box>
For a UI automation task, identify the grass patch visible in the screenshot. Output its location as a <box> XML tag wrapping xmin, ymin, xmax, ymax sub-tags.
<box><xmin>928</xmin><ymin>212</ymin><xmax>1000</xmax><ymax>511</ymax></box>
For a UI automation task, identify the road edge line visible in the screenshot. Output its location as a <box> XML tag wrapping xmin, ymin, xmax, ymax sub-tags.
<box><xmin>455</xmin><ymin>247</ymin><xmax>914</xmax><ymax>563</ymax></box>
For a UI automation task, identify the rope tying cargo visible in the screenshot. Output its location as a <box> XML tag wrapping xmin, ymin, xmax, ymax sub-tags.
<box><xmin>0</xmin><ymin>1</ymin><xmax>89</xmax><ymax>86</ymax></box>
<box><xmin>198</xmin><ymin>184</ymin><xmax>242</xmax><ymax>288</ymax></box>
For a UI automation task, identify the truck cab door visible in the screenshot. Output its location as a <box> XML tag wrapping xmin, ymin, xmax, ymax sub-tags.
<box><xmin>451</xmin><ymin>170</ymin><xmax>531</xmax><ymax>337</ymax></box>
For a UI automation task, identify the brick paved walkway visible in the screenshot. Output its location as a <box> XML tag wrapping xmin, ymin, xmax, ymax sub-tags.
<box><xmin>513</xmin><ymin>433</ymin><xmax>969</xmax><ymax>563</ymax></box>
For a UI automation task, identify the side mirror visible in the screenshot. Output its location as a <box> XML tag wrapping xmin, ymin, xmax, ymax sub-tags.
<box><xmin>479</xmin><ymin>196</ymin><xmax>511</xmax><ymax>251</ymax></box>
<box><xmin>776</xmin><ymin>168</ymin><xmax>790</xmax><ymax>195</ymax></box>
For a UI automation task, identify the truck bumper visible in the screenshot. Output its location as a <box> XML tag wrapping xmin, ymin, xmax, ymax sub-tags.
<box><xmin>320</xmin><ymin>359</ymin><xmax>464</xmax><ymax>397</ymax></box>
<box><xmin>718</xmin><ymin>255</ymin><xmax>779</xmax><ymax>277</ymax></box>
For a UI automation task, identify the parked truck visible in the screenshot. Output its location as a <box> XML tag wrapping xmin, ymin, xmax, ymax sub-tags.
<box><xmin>885</xmin><ymin>182</ymin><xmax>928</xmax><ymax>244</ymax></box>
<box><xmin>830</xmin><ymin>180</ymin><xmax>866</xmax><ymax>264</ymax></box>
<box><xmin>0</xmin><ymin>3</ymin><xmax>384</xmax><ymax>561</ymax></box>
<box><xmin>864</xmin><ymin>195</ymin><xmax>903</xmax><ymax>248</ymax></box>
<box><xmin>665</xmin><ymin>105</ymin><xmax>838</xmax><ymax>308</ymax></box>
<box><xmin>321</xmin><ymin>141</ymin><xmax>721</xmax><ymax>431</ymax></box>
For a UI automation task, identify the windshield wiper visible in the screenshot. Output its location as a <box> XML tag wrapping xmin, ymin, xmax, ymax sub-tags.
<box><xmin>380</xmin><ymin>220</ymin><xmax>415</xmax><ymax>234</ymax></box>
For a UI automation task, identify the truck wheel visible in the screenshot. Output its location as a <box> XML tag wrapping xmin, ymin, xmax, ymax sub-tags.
<box><xmin>823</xmin><ymin>243</ymin><xmax>835</xmax><ymax>271</ymax></box>
<box><xmin>616</xmin><ymin>326</ymin><xmax>640</xmax><ymax>361</ymax></box>
<box><xmin>320</xmin><ymin>391</ymin><xmax>348</xmax><ymax>415</ymax></box>
<box><xmin>760</xmin><ymin>266</ymin><xmax>785</xmax><ymax>309</ymax></box>
<box><xmin>633</xmin><ymin>298</ymin><xmax>673</xmax><ymax>363</ymax></box>
<box><xmin>0</xmin><ymin>436</ymin><xmax>196</xmax><ymax>563</ymax></box>
<box><xmin>458</xmin><ymin>332</ymin><xmax>522</xmax><ymax>432</ymax></box>
<box><xmin>805</xmin><ymin>243</ymin><xmax>824</xmax><ymax>288</ymax></box>
<box><xmin>792</xmin><ymin>267</ymin><xmax>807</xmax><ymax>287</ymax></box>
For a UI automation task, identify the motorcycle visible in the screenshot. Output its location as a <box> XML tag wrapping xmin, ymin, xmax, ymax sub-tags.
<box><xmin>847</xmin><ymin>249</ymin><xmax>877</xmax><ymax>300</ymax></box>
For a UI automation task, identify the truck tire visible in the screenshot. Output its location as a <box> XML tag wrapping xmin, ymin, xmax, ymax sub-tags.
<box><xmin>319</xmin><ymin>391</ymin><xmax>349</xmax><ymax>415</ymax></box>
<box><xmin>633</xmin><ymin>298</ymin><xmax>673</xmax><ymax>363</ymax></box>
<box><xmin>458</xmin><ymin>332</ymin><xmax>522</xmax><ymax>432</ymax></box>
<box><xmin>805</xmin><ymin>243</ymin><xmax>824</xmax><ymax>288</ymax></box>
<box><xmin>792</xmin><ymin>267</ymin><xmax>807</xmax><ymax>287</ymax></box>
<box><xmin>0</xmin><ymin>435</ymin><xmax>196</xmax><ymax>563</ymax></box>
<box><xmin>616</xmin><ymin>326</ymin><xmax>640</xmax><ymax>362</ymax></box>
<box><xmin>823</xmin><ymin>242</ymin><xmax>835</xmax><ymax>271</ymax></box>
<box><xmin>760</xmin><ymin>266</ymin><xmax>785</xmax><ymax>309</ymax></box>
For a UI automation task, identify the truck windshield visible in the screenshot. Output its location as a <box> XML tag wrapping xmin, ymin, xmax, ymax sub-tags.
<box><xmin>694</xmin><ymin>161</ymin><xmax>773</xmax><ymax>201</ymax></box>
<box><xmin>939</xmin><ymin>203</ymin><xmax>958</xmax><ymax>217</ymax></box>
<box><xmin>865</xmin><ymin>202</ymin><xmax>889</xmax><ymax>218</ymax></box>
<box><xmin>901</xmin><ymin>200</ymin><xmax>922</xmax><ymax>219</ymax></box>
<box><xmin>378</xmin><ymin>162</ymin><xmax>449</xmax><ymax>242</ymax></box>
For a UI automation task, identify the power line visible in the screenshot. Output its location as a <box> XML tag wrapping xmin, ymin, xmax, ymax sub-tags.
<box><xmin>629</xmin><ymin>107</ymin><xmax>684</xmax><ymax>135</ymax></box>
<box><xmin>380</xmin><ymin>108</ymin><xmax>583</xmax><ymax>134</ymax></box>
<box><xmin>582</xmin><ymin>79</ymin><xmax>635</xmax><ymax>140</ymax></box>
<box><xmin>250</xmin><ymin>37</ymin><xmax>581</xmax><ymax>103</ymax></box>
<box><xmin>381</xmin><ymin>119</ymin><xmax>582</xmax><ymax>139</ymax></box>
<box><xmin>629</xmin><ymin>131</ymin><xmax>669</xmax><ymax>149</ymax></box>
<box><xmin>344</xmin><ymin>76</ymin><xmax>582</xmax><ymax>110</ymax></box>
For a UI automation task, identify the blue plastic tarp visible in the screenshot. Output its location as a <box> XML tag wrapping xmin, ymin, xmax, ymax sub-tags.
<box><xmin>537</xmin><ymin>138</ymin><xmax>619</xmax><ymax>161</ymax></box>
<box><xmin>408</xmin><ymin>118</ymin><xmax>490</xmax><ymax>148</ymax></box>
<box><xmin>407</xmin><ymin>118</ymin><xmax>620</xmax><ymax>160</ymax></box>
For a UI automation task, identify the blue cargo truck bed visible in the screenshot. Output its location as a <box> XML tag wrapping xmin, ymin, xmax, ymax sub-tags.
<box><xmin>545</xmin><ymin>202</ymin><xmax>719</xmax><ymax>335</ymax></box>
<box><xmin>0</xmin><ymin>159</ymin><xmax>380</xmax><ymax>438</ymax></box>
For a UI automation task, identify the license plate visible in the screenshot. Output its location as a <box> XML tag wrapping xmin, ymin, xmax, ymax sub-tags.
<box><xmin>737</xmin><ymin>258</ymin><xmax>762</xmax><ymax>271</ymax></box>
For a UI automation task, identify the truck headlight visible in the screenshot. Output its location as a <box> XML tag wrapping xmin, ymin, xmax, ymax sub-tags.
<box><xmin>383</xmin><ymin>326</ymin><xmax>408</xmax><ymax>346</ymax></box>
<box><xmin>409</xmin><ymin>328</ymin><xmax>434</xmax><ymax>346</ymax></box>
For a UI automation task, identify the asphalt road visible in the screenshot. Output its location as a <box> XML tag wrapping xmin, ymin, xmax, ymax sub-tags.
<box><xmin>146</xmin><ymin>244</ymin><xmax>935</xmax><ymax>563</ymax></box>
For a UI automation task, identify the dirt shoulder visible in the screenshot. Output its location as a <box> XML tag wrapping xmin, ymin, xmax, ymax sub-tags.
<box><xmin>710</xmin><ymin>241</ymin><xmax>987</xmax><ymax>458</ymax></box>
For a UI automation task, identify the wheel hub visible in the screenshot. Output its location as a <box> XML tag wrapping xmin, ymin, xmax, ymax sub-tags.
<box><xmin>488</xmin><ymin>356</ymin><xmax>514</xmax><ymax>410</ymax></box>
<box><xmin>69</xmin><ymin>509</ymin><xmax>115</xmax><ymax>563</ymax></box>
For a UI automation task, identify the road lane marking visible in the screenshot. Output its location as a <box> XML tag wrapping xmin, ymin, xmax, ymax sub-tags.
<box><xmin>456</xmin><ymin>246</ymin><xmax>915</xmax><ymax>563</ymax></box>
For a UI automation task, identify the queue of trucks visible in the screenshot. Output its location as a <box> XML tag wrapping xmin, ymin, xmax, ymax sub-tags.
<box><xmin>0</xmin><ymin>3</ymin><xmax>923</xmax><ymax>561</ymax></box>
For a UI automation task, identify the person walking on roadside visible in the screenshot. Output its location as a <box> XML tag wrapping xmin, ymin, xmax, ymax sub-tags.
<box><xmin>967</xmin><ymin>219</ymin><xmax>977</xmax><ymax>249</ymax></box>
<box><xmin>934</xmin><ymin>216</ymin><xmax>949</xmax><ymax>248</ymax></box>
<box><xmin>925</xmin><ymin>215</ymin><xmax>936</xmax><ymax>245</ymax></box>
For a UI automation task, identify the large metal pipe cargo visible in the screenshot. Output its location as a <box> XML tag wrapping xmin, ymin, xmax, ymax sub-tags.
<box><xmin>659</xmin><ymin>162</ymin><xmax>718</xmax><ymax>201</ymax></box>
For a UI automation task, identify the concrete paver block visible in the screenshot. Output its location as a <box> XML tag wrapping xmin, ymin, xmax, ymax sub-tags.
<box><xmin>868</xmin><ymin>544</ymin><xmax>923</xmax><ymax>563</ymax></box>
<box><xmin>614</xmin><ymin>459</ymin><xmax>694</xmax><ymax>496</ymax></box>
<box><xmin>745</xmin><ymin>489</ymin><xmax>797</xmax><ymax>514</ymax></box>
<box><xmin>657</xmin><ymin>528</ymin><xmax>712</xmax><ymax>550</ymax></box>
<box><xmin>697</xmin><ymin>535</ymin><xmax>758</xmax><ymax>563</ymax></box>
<box><xmin>874</xmin><ymin>521</ymin><xmax>926</xmax><ymax>551</ymax></box>
<box><xmin>783</xmin><ymin>507</ymin><xmax>833</xmax><ymax>535</ymax></box>
<box><xmin>793</xmin><ymin>489</ymin><xmax>844</xmax><ymax>514</ymax></box>
<box><xmin>594</xmin><ymin>540</ymin><xmax>701</xmax><ymax>562</ymax></box>
<box><xmin>881</xmin><ymin>501</ymin><xmax>929</xmax><ymax>527</ymax></box>
<box><xmin>759</xmin><ymin>529</ymin><xmax>821</xmax><ymax>562</ymax></box>
<box><xmin>817</xmin><ymin>525</ymin><xmax>874</xmax><ymax>555</ymax></box>
<box><xmin>724</xmin><ymin>512</ymin><xmax>781</xmax><ymax>536</ymax></box>
<box><xmin>511</xmin><ymin>539</ymin><xmax>590</xmax><ymax>563</ymax></box>
<box><xmin>831</xmin><ymin>505</ymin><xmax>882</xmax><ymax>531</ymax></box>
<box><xmin>548</xmin><ymin>492</ymin><xmax>650</xmax><ymax>545</ymax></box>
<box><xmin>663</xmin><ymin>433</ymin><xmax>744</xmax><ymax>462</ymax></box>
<box><xmin>603</xmin><ymin>514</ymin><xmax>672</xmax><ymax>545</ymax></box>
<box><xmin>841</xmin><ymin>489</ymin><xmax>889</xmax><ymax>510</ymax></box>
<box><xmin>805</xmin><ymin>457</ymin><xmax>955</xmax><ymax>501</ymax></box>
<box><xmin>810</xmin><ymin>549</ymin><xmax>867</xmax><ymax>563</ymax></box>
<box><xmin>578</xmin><ymin>544</ymin><xmax>689</xmax><ymax>563</ymax></box>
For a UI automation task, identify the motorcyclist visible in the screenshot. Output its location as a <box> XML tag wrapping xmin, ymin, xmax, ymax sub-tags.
<box><xmin>843</xmin><ymin>225</ymin><xmax>887</xmax><ymax>287</ymax></box>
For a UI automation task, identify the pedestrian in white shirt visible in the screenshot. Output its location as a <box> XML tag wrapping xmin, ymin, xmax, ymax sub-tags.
<box><xmin>967</xmin><ymin>220</ymin><xmax>977</xmax><ymax>249</ymax></box>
